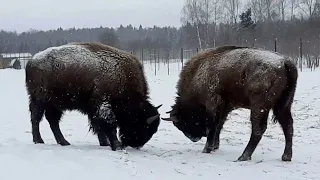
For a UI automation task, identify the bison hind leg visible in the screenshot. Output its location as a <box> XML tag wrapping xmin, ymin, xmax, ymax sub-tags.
<box><xmin>44</xmin><ymin>106</ymin><xmax>70</xmax><ymax>146</ymax></box>
<box><xmin>273</xmin><ymin>108</ymin><xmax>293</xmax><ymax>162</ymax></box>
<box><xmin>29</xmin><ymin>97</ymin><xmax>45</xmax><ymax>144</ymax></box>
<box><xmin>237</xmin><ymin>108</ymin><xmax>269</xmax><ymax>161</ymax></box>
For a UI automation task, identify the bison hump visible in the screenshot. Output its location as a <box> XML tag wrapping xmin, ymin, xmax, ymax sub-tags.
<box><xmin>30</xmin><ymin>44</ymin><xmax>121</xmax><ymax>72</ymax></box>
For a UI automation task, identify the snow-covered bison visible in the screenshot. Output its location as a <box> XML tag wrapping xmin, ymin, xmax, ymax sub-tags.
<box><xmin>162</xmin><ymin>46</ymin><xmax>298</xmax><ymax>162</ymax></box>
<box><xmin>25</xmin><ymin>42</ymin><xmax>162</xmax><ymax>151</ymax></box>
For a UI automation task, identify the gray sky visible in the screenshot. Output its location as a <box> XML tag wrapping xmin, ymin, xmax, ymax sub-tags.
<box><xmin>0</xmin><ymin>0</ymin><xmax>184</xmax><ymax>33</ymax></box>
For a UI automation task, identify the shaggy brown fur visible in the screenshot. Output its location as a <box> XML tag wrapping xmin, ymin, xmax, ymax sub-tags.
<box><xmin>162</xmin><ymin>46</ymin><xmax>298</xmax><ymax>162</ymax></box>
<box><xmin>26</xmin><ymin>42</ymin><xmax>162</xmax><ymax>151</ymax></box>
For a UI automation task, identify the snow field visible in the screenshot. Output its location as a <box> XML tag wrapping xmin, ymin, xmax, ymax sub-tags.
<box><xmin>0</xmin><ymin>61</ymin><xmax>319</xmax><ymax>180</ymax></box>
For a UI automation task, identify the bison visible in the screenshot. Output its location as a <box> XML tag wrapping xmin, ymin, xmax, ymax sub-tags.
<box><xmin>162</xmin><ymin>46</ymin><xmax>298</xmax><ymax>162</ymax></box>
<box><xmin>25</xmin><ymin>42</ymin><xmax>162</xmax><ymax>151</ymax></box>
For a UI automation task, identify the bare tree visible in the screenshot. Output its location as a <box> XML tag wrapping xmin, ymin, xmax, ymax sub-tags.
<box><xmin>289</xmin><ymin>0</ymin><xmax>299</xmax><ymax>20</ymax></box>
<box><xmin>250</xmin><ymin>0</ymin><xmax>266</xmax><ymax>22</ymax></box>
<box><xmin>181</xmin><ymin>0</ymin><xmax>222</xmax><ymax>49</ymax></box>
<box><xmin>264</xmin><ymin>0</ymin><xmax>278</xmax><ymax>21</ymax></box>
<box><xmin>223</xmin><ymin>0</ymin><xmax>242</xmax><ymax>25</ymax></box>
<box><xmin>277</xmin><ymin>0</ymin><xmax>288</xmax><ymax>20</ymax></box>
<box><xmin>181</xmin><ymin>0</ymin><xmax>203</xmax><ymax>49</ymax></box>
<box><xmin>299</xmin><ymin>0</ymin><xmax>316</xmax><ymax>18</ymax></box>
<box><xmin>211</xmin><ymin>0</ymin><xmax>223</xmax><ymax>47</ymax></box>
<box><xmin>203</xmin><ymin>0</ymin><xmax>212</xmax><ymax>48</ymax></box>
<box><xmin>249</xmin><ymin>0</ymin><xmax>279</xmax><ymax>21</ymax></box>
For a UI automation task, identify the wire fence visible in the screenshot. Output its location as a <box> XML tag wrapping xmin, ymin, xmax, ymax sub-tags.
<box><xmin>129</xmin><ymin>40</ymin><xmax>320</xmax><ymax>76</ymax></box>
<box><xmin>1</xmin><ymin>37</ymin><xmax>319</xmax><ymax>74</ymax></box>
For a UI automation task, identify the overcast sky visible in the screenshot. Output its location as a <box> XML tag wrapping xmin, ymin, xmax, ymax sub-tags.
<box><xmin>0</xmin><ymin>0</ymin><xmax>184</xmax><ymax>33</ymax></box>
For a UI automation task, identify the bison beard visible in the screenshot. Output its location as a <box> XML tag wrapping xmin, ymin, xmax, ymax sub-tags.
<box><xmin>26</xmin><ymin>42</ymin><xmax>162</xmax><ymax>151</ymax></box>
<box><xmin>162</xmin><ymin>46</ymin><xmax>298</xmax><ymax>162</ymax></box>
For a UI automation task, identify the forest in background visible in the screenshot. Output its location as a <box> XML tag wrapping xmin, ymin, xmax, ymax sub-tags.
<box><xmin>0</xmin><ymin>0</ymin><xmax>320</xmax><ymax>65</ymax></box>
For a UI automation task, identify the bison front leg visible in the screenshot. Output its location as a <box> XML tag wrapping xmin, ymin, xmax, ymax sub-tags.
<box><xmin>213</xmin><ymin>103</ymin><xmax>233</xmax><ymax>150</ymax></box>
<box><xmin>97</xmin><ymin>132</ymin><xmax>110</xmax><ymax>146</ymax></box>
<box><xmin>203</xmin><ymin>117</ymin><xmax>227</xmax><ymax>153</ymax></box>
<box><xmin>237</xmin><ymin>108</ymin><xmax>269</xmax><ymax>161</ymax></box>
<box><xmin>212</xmin><ymin>120</ymin><xmax>226</xmax><ymax>150</ymax></box>
<box><xmin>90</xmin><ymin>101</ymin><xmax>123</xmax><ymax>151</ymax></box>
<box><xmin>203</xmin><ymin>103</ymin><xmax>230</xmax><ymax>153</ymax></box>
<box><xmin>203</xmin><ymin>95</ymin><xmax>221</xmax><ymax>153</ymax></box>
<box><xmin>100</xmin><ymin>125</ymin><xmax>121</xmax><ymax>151</ymax></box>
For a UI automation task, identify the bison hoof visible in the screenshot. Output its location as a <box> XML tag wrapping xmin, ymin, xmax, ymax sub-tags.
<box><xmin>111</xmin><ymin>145</ymin><xmax>124</xmax><ymax>151</ymax></box>
<box><xmin>281</xmin><ymin>154</ymin><xmax>292</xmax><ymax>162</ymax></box>
<box><xmin>59</xmin><ymin>140</ymin><xmax>71</xmax><ymax>146</ymax></box>
<box><xmin>99</xmin><ymin>139</ymin><xmax>111</xmax><ymax>146</ymax></box>
<box><xmin>236</xmin><ymin>155</ymin><xmax>251</xmax><ymax>162</ymax></box>
<box><xmin>202</xmin><ymin>147</ymin><xmax>213</xmax><ymax>153</ymax></box>
<box><xmin>100</xmin><ymin>143</ymin><xmax>110</xmax><ymax>147</ymax></box>
<box><xmin>33</xmin><ymin>139</ymin><xmax>44</xmax><ymax>144</ymax></box>
<box><xmin>110</xmin><ymin>142</ymin><xmax>124</xmax><ymax>151</ymax></box>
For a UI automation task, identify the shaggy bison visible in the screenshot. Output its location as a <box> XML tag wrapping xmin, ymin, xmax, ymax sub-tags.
<box><xmin>162</xmin><ymin>46</ymin><xmax>298</xmax><ymax>162</ymax></box>
<box><xmin>25</xmin><ymin>42</ymin><xmax>162</xmax><ymax>151</ymax></box>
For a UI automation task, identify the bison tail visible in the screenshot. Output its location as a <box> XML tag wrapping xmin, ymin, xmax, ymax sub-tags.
<box><xmin>272</xmin><ymin>59</ymin><xmax>298</xmax><ymax>124</ymax></box>
<box><xmin>25</xmin><ymin>60</ymin><xmax>48</xmax><ymax>100</ymax></box>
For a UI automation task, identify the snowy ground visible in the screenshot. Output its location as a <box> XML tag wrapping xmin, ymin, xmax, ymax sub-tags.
<box><xmin>0</xmin><ymin>61</ymin><xmax>319</xmax><ymax>180</ymax></box>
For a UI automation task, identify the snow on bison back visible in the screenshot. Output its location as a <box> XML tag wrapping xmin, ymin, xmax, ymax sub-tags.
<box><xmin>25</xmin><ymin>42</ymin><xmax>162</xmax><ymax>151</ymax></box>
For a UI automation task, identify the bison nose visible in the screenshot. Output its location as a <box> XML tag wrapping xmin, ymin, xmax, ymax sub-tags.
<box><xmin>190</xmin><ymin>137</ymin><xmax>201</xmax><ymax>142</ymax></box>
<box><xmin>205</xmin><ymin>128</ymin><xmax>210</xmax><ymax>136</ymax></box>
<box><xmin>185</xmin><ymin>133</ymin><xmax>201</xmax><ymax>142</ymax></box>
<box><xmin>135</xmin><ymin>146</ymin><xmax>143</xmax><ymax>150</ymax></box>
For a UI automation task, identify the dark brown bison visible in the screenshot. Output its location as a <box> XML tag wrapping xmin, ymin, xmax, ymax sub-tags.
<box><xmin>162</xmin><ymin>46</ymin><xmax>298</xmax><ymax>162</ymax></box>
<box><xmin>25</xmin><ymin>42</ymin><xmax>162</xmax><ymax>151</ymax></box>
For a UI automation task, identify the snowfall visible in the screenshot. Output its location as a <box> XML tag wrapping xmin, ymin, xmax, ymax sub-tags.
<box><xmin>0</xmin><ymin>61</ymin><xmax>319</xmax><ymax>180</ymax></box>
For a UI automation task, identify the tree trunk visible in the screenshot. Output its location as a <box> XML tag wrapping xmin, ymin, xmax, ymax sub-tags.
<box><xmin>196</xmin><ymin>23</ymin><xmax>203</xmax><ymax>50</ymax></box>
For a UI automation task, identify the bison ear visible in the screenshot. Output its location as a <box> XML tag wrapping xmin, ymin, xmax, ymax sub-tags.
<box><xmin>161</xmin><ymin>116</ymin><xmax>179</xmax><ymax>122</ymax></box>
<box><xmin>146</xmin><ymin>114</ymin><xmax>160</xmax><ymax>124</ymax></box>
<box><xmin>156</xmin><ymin>104</ymin><xmax>163</xmax><ymax>109</ymax></box>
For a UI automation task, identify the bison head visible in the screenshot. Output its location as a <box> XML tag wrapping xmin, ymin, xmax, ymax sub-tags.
<box><xmin>162</xmin><ymin>99</ymin><xmax>209</xmax><ymax>142</ymax></box>
<box><xmin>115</xmin><ymin>101</ymin><xmax>162</xmax><ymax>149</ymax></box>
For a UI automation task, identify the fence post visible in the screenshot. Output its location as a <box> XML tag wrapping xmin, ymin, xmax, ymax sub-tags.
<box><xmin>141</xmin><ymin>48</ymin><xmax>144</xmax><ymax>64</ymax></box>
<box><xmin>274</xmin><ymin>38</ymin><xmax>277</xmax><ymax>52</ymax></box>
<box><xmin>157</xmin><ymin>49</ymin><xmax>160</xmax><ymax>71</ymax></box>
<box><xmin>299</xmin><ymin>37</ymin><xmax>303</xmax><ymax>72</ymax></box>
<box><xmin>166</xmin><ymin>49</ymin><xmax>170</xmax><ymax>75</ymax></box>
<box><xmin>154</xmin><ymin>49</ymin><xmax>157</xmax><ymax>76</ymax></box>
<box><xmin>253</xmin><ymin>38</ymin><xmax>257</xmax><ymax>47</ymax></box>
<box><xmin>181</xmin><ymin>48</ymin><xmax>183</xmax><ymax>67</ymax></box>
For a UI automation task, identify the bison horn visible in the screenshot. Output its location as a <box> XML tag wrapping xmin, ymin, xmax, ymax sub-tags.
<box><xmin>161</xmin><ymin>117</ymin><xmax>171</xmax><ymax>121</ymax></box>
<box><xmin>146</xmin><ymin>114</ymin><xmax>160</xmax><ymax>124</ymax></box>
<box><xmin>156</xmin><ymin>104</ymin><xmax>163</xmax><ymax>109</ymax></box>
<box><xmin>161</xmin><ymin>116</ymin><xmax>179</xmax><ymax>122</ymax></box>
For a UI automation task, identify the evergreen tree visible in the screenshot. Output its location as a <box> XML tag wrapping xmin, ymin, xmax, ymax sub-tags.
<box><xmin>240</xmin><ymin>8</ymin><xmax>256</xmax><ymax>30</ymax></box>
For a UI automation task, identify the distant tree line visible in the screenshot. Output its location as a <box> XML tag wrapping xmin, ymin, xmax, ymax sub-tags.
<box><xmin>0</xmin><ymin>0</ymin><xmax>320</xmax><ymax>63</ymax></box>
